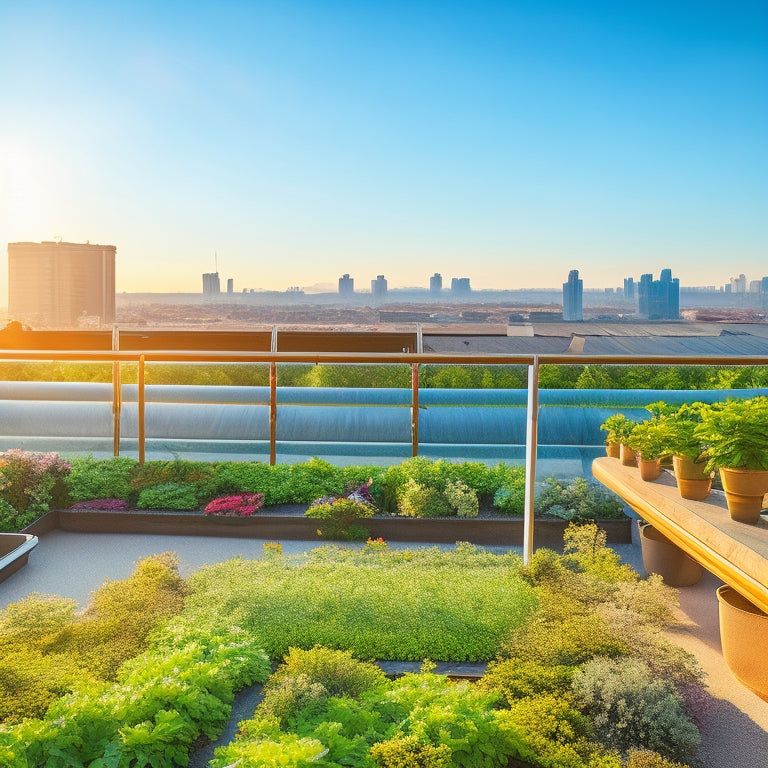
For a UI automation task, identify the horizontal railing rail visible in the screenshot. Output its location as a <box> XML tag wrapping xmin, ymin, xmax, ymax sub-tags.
<box><xmin>2</xmin><ymin>348</ymin><xmax>767</xmax><ymax>563</ymax></box>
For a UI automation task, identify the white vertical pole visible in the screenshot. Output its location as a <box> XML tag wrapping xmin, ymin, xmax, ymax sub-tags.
<box><xmin>523</xmin><ymin>357</ymin><xmax>540</xmax><ymax>565</ymax></box>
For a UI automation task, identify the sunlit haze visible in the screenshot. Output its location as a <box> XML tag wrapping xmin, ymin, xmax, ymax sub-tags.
<box><xmin>1</xmin><ymin>1</ymin><xmax>766</xmax><ymax>298</ymax></box>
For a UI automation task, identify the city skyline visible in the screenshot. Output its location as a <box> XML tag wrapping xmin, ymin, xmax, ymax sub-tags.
<box><xmin>1</xmin><ymin>1</ymin><xmax>766</xmax><ymax>299</ymax></box>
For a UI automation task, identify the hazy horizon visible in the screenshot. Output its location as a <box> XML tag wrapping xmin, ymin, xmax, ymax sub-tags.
<box><xmin>1</xmin><ymin>1</ymin><xmax>766</xmax><ymax>297</ymax></box>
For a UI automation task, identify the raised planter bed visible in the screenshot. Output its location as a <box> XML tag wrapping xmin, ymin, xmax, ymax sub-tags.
<box><xmin>26</xmin><ymin>508</ymin><xmax>632</xmax><ymax>547</ymax></box>
<box><xmin>0</xmin><ymin>532</ymin><xmax>39</xmax><ymax>584</ymax></box>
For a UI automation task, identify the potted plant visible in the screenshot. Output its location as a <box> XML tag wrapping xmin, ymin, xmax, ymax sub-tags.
<box><xmin>626</xmin><ymin>416</ymin><xmax>669</xmax><ymax>481</ymax></box>
<box><xmin>664</xmin><ymin>402</ymin><xmax>714</xmax><ymax>501</ymax></box>
<box><xmin>600</xmin><ymin>413</ymin><xmax>637</xmax><ymax>463</ymax></box>
<box><xmin>695</xmin><ymin>396</ymin><xmax>768</xmax><ymax>523</ymax></box>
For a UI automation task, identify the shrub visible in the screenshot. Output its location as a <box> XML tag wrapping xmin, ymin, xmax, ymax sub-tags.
<box><xmin>444</xmin><ymin>478</ymin><xmax>479</xmax><ymax>517</ymax></box>
<box><xmin>572</xmin><ymin>657</ymin><xmax>700</xmax><ymax>764</ymax></box>
<box><xmin>204</xmin><ymin>493</ymin><xmax>264</xmax><ymax>516</ymax></box>
<box><xmin>377</xmin><ymin>457</ymin><xmax>449</xmax><ymax>514</ymax></box>
<box><xmin>398</xmin><ymin>479</ymin><xmax>452</xmax><ymax>518</ymax></box>
<box><xmin>274</xmin><ymin>646</ymin><xmax>387</xmax><ymax>698</ymax></box>
<box><xmin>128</xmin><ymin>460</ymin><xmax>215</xmax><ymax>505</ymax></box>
<box><xmin>137</xmin><ymin>482</ymin><xmax>199</xmax><ymax>510</ymax></box>
<box><xmin>0</xmin><ymin>450</ymin><xmax>71</xmax><ymax>521</ymax></box>
<box><xmin>370</xmin><ymin>733</ymin><xmax>452</xmax><ymax>767</ymax></box>
<box><xmin>537</xmin><ymin>477</ymin><xmax>624</xmax><ymax>521</ymax></box>
<box><xmin>288</xmin><ymin>458</ymin><xmax>345</xmax><ymax>503</ymax></box>
<box><xmin>493</xmin><ymin>484</ymin><xmax>525</xmax><ymax>515</ymax></box>
<box><xmin>625</xmin><ymin>749</ymin><xmax>690</xmax><ymax>768</ymax></box>
<box><xmin>65</xmin><ymin>456</ymin><xmax>136</xmax><ymax>503</ymax></box>
<box><xmin>305</xmin><ymin>497</ymin><xmax>375</xmax><ymax>539</ymax></box>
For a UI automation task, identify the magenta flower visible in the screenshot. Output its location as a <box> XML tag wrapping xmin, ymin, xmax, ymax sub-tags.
<box><xmin>204</xmin><ymin>493</ymin><xmax>265</xmax><ymax>516</ymax></box>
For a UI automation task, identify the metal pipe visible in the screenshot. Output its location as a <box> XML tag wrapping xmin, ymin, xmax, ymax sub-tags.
<box><xmin>523</xmin><ymin>357</ymin><xmax>540</xmax><ymax>566</ymax></box>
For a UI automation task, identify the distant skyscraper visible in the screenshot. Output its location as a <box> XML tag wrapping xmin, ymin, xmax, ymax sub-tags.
<box><xmin>562</xmin><ymin>269</ymin><xmax>583</xmax><ymax>321</ymax></box>
<box><xmin>730</xmin><ymin>274</ymin><xmax>747</xmax><ymax>293</ymax></box>
<box><xmin>371</xmin><ymin>275</ymin><xmax>387</xmax><ymax>300</ymax></box>
<box><xmin>638</xmin><ymin>269</ymin><xmax>679</xmax><ymax>320</ymax></box>
<box><xmin>8</xmin><ymin>240</ymin><xmax>116</xmax><ymax>327</ymax></box>
<box><xmin>623</xmin><ymin>277</ymin><xmax>635</xmax><ymax>300</ymax></box>
<box><xmin>762</xmin><ymin>276</ymin><xmax>768</xmax><ymax>294</ymax></box>
<box><xmin>338</xmin><ymin>273</ymin><xmax>354</xmax><ymax>297</ymax></box>
<box><xmin>202</xmin><ymin>272</ymin><xmax>220</xmax><ymax>297</ymax></box>
<box><xmin>227</xmin><ymin>278</ymin><xmax>234</xmax><ymax>294</ymax></box>
<box><xmin>430</xmin><ymin>273</ymin><xmax>442</xmax><ymax>294</ymax></box>
<box><xmin>451</xmin><ymin>277</ymin><xmax>471</xmax><ymax>295</ymax></box>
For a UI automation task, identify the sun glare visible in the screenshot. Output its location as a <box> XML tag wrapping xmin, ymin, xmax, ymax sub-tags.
<box><xmin>0</xmin><ymin>139</ymin><xmax>58</xmax><ymax>236</ymax></box>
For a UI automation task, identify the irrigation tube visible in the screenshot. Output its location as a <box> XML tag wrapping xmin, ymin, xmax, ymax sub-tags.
<box><xmin>523</xmin><ymin>358</ymin><xmax>540</xmax><ymax>566</ymax></box>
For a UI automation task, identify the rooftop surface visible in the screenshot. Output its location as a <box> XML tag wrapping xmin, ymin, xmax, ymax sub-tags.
<box><xmin>1</xmin><ymin>529</ymin><xmax>766</xmax><ymax>767</ymax></box>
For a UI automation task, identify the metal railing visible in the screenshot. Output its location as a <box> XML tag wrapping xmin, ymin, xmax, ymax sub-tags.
<box><xmin>2</xmin><ymin>348</ymin><xmax>768</xmax><ymax>563</ymax></box>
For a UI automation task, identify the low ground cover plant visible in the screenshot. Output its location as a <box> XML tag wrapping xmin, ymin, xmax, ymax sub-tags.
<box><xmin>182</xmin><ymin>543</ymin><xmax>539</xmax><ymax>661</ymax></box>
<box><xmin>0</xmin><ymin>525</ymin><xmax>702</xmax><ymax>767</ymax></box>
<box><xmin>0</xmin><ymin>552</ymin><xmax>187</xmax><ymax>723</ymax></box>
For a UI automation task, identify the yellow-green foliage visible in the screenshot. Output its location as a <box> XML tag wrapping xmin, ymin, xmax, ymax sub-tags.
<box><xmin>53</xmin><ymin>551</ymin><xmax>188</xmax><ymax>678</ymax></box>
<box><xmin>370</xmin><ymin>733</ymin><xmax>452</xmax><ymax>767</ymax></box>
<box><xmin>0</xmin><ymin>554</ymin><xmax>187</xmax><ymax>723</ymax></box>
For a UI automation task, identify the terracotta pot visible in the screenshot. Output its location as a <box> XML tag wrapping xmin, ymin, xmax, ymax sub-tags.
<box><xmin>672</xmin><ymin>455</ymin><xmax>713</xmax><ymax>501</ymax></box>
<box><xmin>717</xmin><ymin>585</ymin><xmax>768</xmax><ymax>702</ymax></box>
<box><xmin>718</xmin><ymin>467</ymin><xmax>768</xmax><ymax>524</ymax></box>
<box><xmin>639</xmin><ymin>524</ymin><xmax>703</xmax><ymax>586</ymax></box>
<box><xmin>637</xmin><ymin>455</ymin><xmax>662</xmax><ymax>481</ymax></box>
<box><xmin>620</xmin><ymin>443</ymin><xmax>636</xmax><ymax>467</ymax></box>
<box><xmin>606</xmin><ymin>443</ymin><xmax>620</xmax><ymax>459</ymax></box>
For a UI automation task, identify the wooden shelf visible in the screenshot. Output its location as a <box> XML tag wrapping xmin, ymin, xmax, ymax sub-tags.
<box><xmin>592</xmin><ymin>457</ymin><xmax>768</xmax><ymax>612</ymax></box>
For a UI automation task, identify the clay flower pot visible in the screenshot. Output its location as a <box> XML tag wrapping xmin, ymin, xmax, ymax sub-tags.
<box><xmin>719</xmin><ymin>467</ymin><xmax>768</xmax><ymax>524</ymax></box>
<box><xmin>620</xmin><ymin>443</ymin><xmax>637</xmax><ymax>467</ymax></box>
<box><xmin>637</xmin><ymin>455</ymin><xmax>662</xmax><ymax>481</ymax></box>
<box><xmin>717</xmin><ymin>585</ymin><xmax>768</xmax><ymax>702</ymax></box>
<box><xmin>606</xmin><ymin>443</ymin><xmax>620</xmax><ymax>459</ymax></box>
<box><xmin>639</xmin><ymin>524</ymin><xmax>703</xmax><ymax>587</ymax></box>
<box><xmin>672</xmin><ymin>455</ymin><xmax>713</xmax><ymax>501</ymax></box>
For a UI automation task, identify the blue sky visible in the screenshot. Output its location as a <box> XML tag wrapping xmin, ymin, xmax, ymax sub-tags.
<box><xmin>1</xmin><ymin>0</ymin><xmax>766</xmax><ymax>295</ymax></box>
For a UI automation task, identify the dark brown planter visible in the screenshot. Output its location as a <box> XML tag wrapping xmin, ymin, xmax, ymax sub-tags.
<box><xmin>719</xmin><ymin>468</ymin><xmax>768</xmax><ymax>524</ymax></box>
<box><xmin>672</xmin><ymin>455</ymin><xmax>713</xmax><ymax>501</ymax></box>
<box><xmin>718</xmin><ymin>585</ymin><xmax>768</xmax><ymax>702</ymax></box>
<box><xmin>52</xmin><ymin>509</ymin><xmax>632</xmax><ymax>547</ymax></box>
<box><xmin>639</xmin><ymin>523</ymin><xmax>703</xmax><ymax>587</ymax></box>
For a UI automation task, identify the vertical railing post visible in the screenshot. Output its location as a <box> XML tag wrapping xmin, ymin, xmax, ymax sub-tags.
<box><xmin>523</xmin><ymin>357</ymin><xmax>540</xmax><ymax>566</ymax></box>
<box><xmin>112</xmin><ymin>359</ymin><xmax>121</xmax><ymax>457</ymax></box>
<box><xmin>411</xmin><ymin>363</ymin><xmax>419</xmax><ymax>456</ymax></box>
<box><xmin>269</xmin><ymin>361</ymin><xmax>277</xmax><ymax>465</ymax></box>
<box><xmin>138</xmin><ymin>355</ymin><xmax>145</xmax><ymax>464</ymax></box>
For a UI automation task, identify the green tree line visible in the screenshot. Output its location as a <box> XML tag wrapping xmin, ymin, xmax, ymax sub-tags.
<box><xmin>0</xmin><ymin>361</ymin><xmax>766</xmax><ymax>389</ymax></box>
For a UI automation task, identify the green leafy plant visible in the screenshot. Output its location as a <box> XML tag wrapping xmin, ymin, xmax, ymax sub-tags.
<box><xmin>137</xmin><ymin>482</ymin><xmax>199</xmax><ymax>510</ymax></box>
<box><xmin>695</xmin><ymin>396</ymin><xmax>768</xmax><ymax>471</ymax></box>
<box><xmin>398</xmin><ymin>479</ymin><xmax>452</xmax><ymax>518</ymax></box>
<box><xmin>305</xmin><ymin>497</ymin><xmax>375</xmax><ymax>539</ymax></box>
<box><xmin>626</xmin><ymin>417</ymin><xmax>670</xmax><ymax>462</ymax></box>
<box><xmin>536</xmin><ymin>477</ymin><xmax>624</xmax><ymax>521</ymax></box>
<box><xmin>65</xmin><ymin>455</ymin><xmax>136</xmax><ymax>503</ymax></box>
<box><xmin>444</xmin><ymin>478</ymin><xmax>479</xmax><ymax>517</ymax></box>
<box><xmin>599</xmin><ymin>414</ymin><xmax>637</xmax><ymax>447</ymax></box>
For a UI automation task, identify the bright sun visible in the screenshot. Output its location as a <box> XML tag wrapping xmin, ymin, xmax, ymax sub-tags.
<box><xmin>0</xmin><ymin>138</ymin><xmax>59</xmax><ymax>237</ymax></box>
